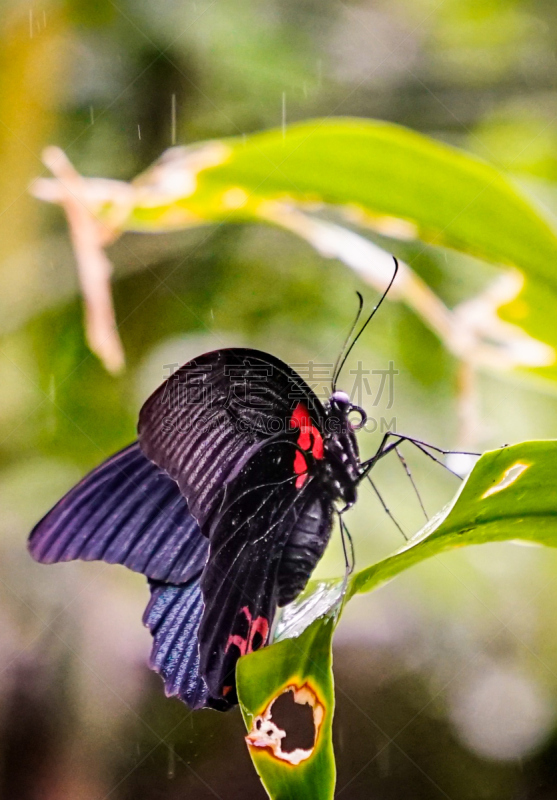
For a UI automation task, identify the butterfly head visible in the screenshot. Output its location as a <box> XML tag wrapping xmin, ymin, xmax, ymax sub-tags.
<box><xmin>329</xmin><ymin>390</ymin><xmax>367</xmax><ymax>432</ymax></box>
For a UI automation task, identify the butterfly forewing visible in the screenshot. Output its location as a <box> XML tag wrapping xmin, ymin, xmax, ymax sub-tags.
<box><xmin>138</xmin><ymin>348</ymin><xmax>326</xmax><ymax>526</ymax></box>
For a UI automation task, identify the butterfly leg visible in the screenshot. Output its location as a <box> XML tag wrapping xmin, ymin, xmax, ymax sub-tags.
<box><xmin>391</xmin><ymin>436</ymin><xmax>466</xmax><ymax>479</ymax></box>
<box><xmin>359</xmin><ymin>432</ymin><xmax>477</xmax><ymax>482</ymax></box>
<box><xmin>366</xmin><ymin>476</ymin><xmax>408</xmax><ymax>541</ymax></box>
<box><xmin>338</xmin><ymin>513</ymin><xmax>355</xmax><ymax>579</ymax></box>
<box><xmin>358</xmin><ymin>432</ymin><xmax>409</xmax><ymax>480</ymax></box>
<box><xmin>395</xmin><ymin>446</ymin><xmax>428</xmax><ymax>521</ymax></box>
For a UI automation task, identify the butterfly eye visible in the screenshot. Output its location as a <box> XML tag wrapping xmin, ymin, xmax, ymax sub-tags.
<box><xmin>348</xmin><ymin>407</ymin><xmax>367</xmax><ymax>431</ymax></box>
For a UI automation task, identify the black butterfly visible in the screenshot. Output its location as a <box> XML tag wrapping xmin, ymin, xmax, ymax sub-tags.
<box><xmin>29</xmin><ymin>263</ymin><xmax>425</xmax><ymax>711</ymax></box>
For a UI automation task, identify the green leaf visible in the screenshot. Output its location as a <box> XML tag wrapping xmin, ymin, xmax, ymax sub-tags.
<box><xmin>238</xmin><ymin>440</ymin><xmax>557</xmax><ymax>799</ymax></box>
<box><xmin>237</xmin><ymin>615</ymin><xmax>336</xmax><ymax>800</ymax></box>
<box><xmin>126</xmin><ymin>118</ymin><xmax>557</xmax><ymax>280</ymax></box>
<box><xmin>108</xmin><ymin>119</ymin><xmax>557</xmax><ymax>378</ymax></box>
<box><xmin>349</xmin><ymin>440</ymin><xmax>557</xmax><ymax>599</ymax></box>
<box><xmin>195</xmin><ymin>119</ymin><xmax>557</xmax><ymax>288</ymax></box>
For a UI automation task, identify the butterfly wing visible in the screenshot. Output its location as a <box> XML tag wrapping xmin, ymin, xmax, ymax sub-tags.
<box><xmin>196</xmin><ymin>440</ymin><xmax>334</xmax><ymax>704</ymax></box>
<box><xmin>29</xmin><ymin>349</ymin><xmax>333</xmax><ymax>711</ymax></box>
<box><xmin>138</xmin><ymin>348</ymin><xmax>327</xmax><ymax>526</ymax></box>
<box><xmin>143</xmin><ymin>577</ymin><xmax>233</xmax><ymax>711</ymax></box>
<box><xmin>28</xmin><ymin>442</ymin><xmax>208</xmax><ymax>584</ymax></box>
<box><xmin>139</xmin><ymin>348</ymin><xmax>334</xmax><ymax>705</ymax></box>
<box><xmin>28</xmin><ymin>443</ymin><xmax>219</xmax><ymax>707</ymax></box>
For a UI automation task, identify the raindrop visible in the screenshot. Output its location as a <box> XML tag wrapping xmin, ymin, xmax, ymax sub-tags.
<box><xmin>167</xmin><ymin>742</ymin><xmax>175</xmax><ymax>779</ymax></box>
<box><xmin>171</xmin><ymin>93</ymin><xmax>177</xmax><ymax>145</ymax></box>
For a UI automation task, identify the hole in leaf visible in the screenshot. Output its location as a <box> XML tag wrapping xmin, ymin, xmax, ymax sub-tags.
<box><xmin>245</xmin><ymin>683</ymin><xmax>325</xmax><ymax>765</ymax></box>
<box><xmin>270</xmin><ymin>690</ymin><xmax>315</xmax><ymax>752</ymax></box>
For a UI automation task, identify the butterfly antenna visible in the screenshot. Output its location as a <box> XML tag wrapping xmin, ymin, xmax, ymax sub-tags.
<box><xmin>332</xmin><ymin>292</ymin><xmax>364</xmax><ymax>393</ymax></box>
<box><xmin>333</xmin><ymin>257</ymin><xmax>399</xmax><ymax>390</ymax></box>
<box><xmin>367</xmin><ymin>475</ymin><xmax>408</xmax><ymax>541</ymax></box>
<box><xmin>395</xmin><ymin>446</ymin><xmax>428</xmax><ymax>521</ymax></box>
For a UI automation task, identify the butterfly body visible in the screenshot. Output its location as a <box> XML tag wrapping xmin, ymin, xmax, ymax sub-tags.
<box><xmin>29</xmin><ymin>348</ymin><xmax>368</xmax><ymax>710</ymax></box>
<box><xmin>321</xmin><ymin>390</ymin><xmax>365</xmax><ymax>505</ymax></box>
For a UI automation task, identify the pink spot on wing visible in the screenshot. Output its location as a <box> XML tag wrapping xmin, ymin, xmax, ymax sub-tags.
<box><xmin>226</xmin><ymin>606</ymin><xmax>270</xmax><ymax>658</ymax></box>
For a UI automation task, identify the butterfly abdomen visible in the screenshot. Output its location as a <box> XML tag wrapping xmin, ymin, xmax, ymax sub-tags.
<box><xmin>277</xmin><ymin>497</ymin><xmax>333</xmax><ymax>606</ymax></box>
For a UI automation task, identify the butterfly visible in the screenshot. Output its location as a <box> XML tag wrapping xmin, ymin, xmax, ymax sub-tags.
<box><xmin>29</xmin><ymin>263</ymin><xmax>409</xmax><ymax>711</ymax></box>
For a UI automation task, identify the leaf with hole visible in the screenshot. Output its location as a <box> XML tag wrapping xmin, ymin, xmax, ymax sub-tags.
<box><xmin>237</xmin><ymin>615</ymin><xmax>336</xmax><ymax>800</ymax></box>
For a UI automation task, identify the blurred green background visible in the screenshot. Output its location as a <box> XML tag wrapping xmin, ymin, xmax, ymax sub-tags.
<box><xmin>3</xmin><ymin>0</ymin><xmax>557</xmax><ymax>797</ymax></box>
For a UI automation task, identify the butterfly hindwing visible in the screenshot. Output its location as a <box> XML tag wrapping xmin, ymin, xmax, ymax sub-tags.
<box><xmin>143</xmin><ymin>577</ymin><xmax>232</xmax><ymax>711</ymax></box>
<box><xmin>28</xmin><ymin>442</ymin><xmax>209</xmax><ymax>584</ymax></box>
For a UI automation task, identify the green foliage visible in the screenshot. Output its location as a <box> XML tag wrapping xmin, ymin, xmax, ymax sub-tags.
<box><xmin>117</xmin><ymin>117</ymin><xmax>557</xmax><ymax>282</ymax></box>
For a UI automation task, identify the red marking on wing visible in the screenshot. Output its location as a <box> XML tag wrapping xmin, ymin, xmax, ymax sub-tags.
<box><xmin>226</xmin><ymin>606</ymin><xmax>270</xmax><ymax>658</ymax></box>
<box><xmin>294</xmin><ymin>449</ymin><xmax>308</xmax><ymax>489</ymax></box>
<box><xmin>290</xmin><ymin>403</ymin><xmax>324</xmax><ymax>487</ymax></box>
<box><xmin>312</xmin><ymin>429</ymin><xmax>324</xmax><ymax>460</ymax></box>
<box><xmin>291</xmin><ymin>403</ymin><xmax>312</xmax><ymax>448</ymax></box>
<box><xmin>294</xmin><ymin>450</ymin><xmax>307</xmax><ymax>475</ymax></box>
<box><xmin>227</xmin><ymin>633</ymin><xmax>249</xmax><ymax>657</ymax></box>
